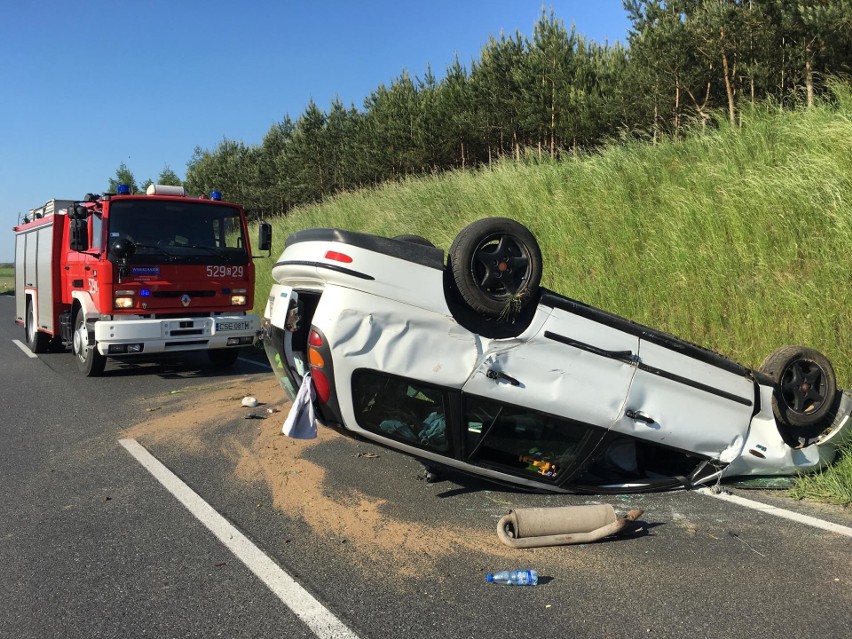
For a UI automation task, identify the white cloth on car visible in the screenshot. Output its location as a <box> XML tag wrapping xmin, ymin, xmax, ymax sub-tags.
<box><xmin>282</xmin><ymin>373</ymin><xmax>317</xmax><ymax>439</ymax></box>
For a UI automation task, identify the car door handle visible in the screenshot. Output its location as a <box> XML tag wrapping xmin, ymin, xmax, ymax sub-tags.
<box><xmin>625</xmin><ymin>409</ymin><xmax>655</xmax><ymax>424</ymax></box>
<box><xmin>486</xmin><ymin>369</ymin><xmax>521</xmax><ymax>386</ymax></box>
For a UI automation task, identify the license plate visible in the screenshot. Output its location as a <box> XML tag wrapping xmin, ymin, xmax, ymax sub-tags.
<box><xmin>216</xmin><ymin>320</ymin><xmax>250</xmax><ymax>332</ymax></box>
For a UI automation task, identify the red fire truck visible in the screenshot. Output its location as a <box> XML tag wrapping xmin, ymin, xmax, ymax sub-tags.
<box><xmin>14</xmin><ymin>184</ymin><xmax>271</xmax><ymax>376</ymax></box>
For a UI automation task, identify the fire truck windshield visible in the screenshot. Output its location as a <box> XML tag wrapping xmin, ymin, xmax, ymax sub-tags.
<box><xmin>107</xmin><ymin>200</ymin><xmax>249</xmax><ymax>265</ymax></box>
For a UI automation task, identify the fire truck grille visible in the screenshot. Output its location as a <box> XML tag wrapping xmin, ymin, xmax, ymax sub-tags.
<box><xmin>152</xmin><ymin>291</ymin><xmax>215</xmax><ymax>298</ymax></box>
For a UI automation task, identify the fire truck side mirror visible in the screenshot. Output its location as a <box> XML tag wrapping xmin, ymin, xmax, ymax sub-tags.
<box><xmin>258</xmin><ymin>222</ymin><xmax>272</xmax><ymax>253</ymax></box>
<box><xmin>70</xmin><ymin>204</ymin><xmax>88</xmax><ymax>220</ymax></box>
<box><xmin>70</xmin><ymin>218</ymin><xmax>89</xmax><ymax>252</ymax></box>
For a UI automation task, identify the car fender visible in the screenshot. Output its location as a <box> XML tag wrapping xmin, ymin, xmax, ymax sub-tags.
<box><xmin>812</xmin><ymin>390</ymin><xmax>852</xmax><ymax>447</ymax></box>
<box><xmin>319</xmin><ymin>286</ymin><xmax>479</xmax><ymax>387</ymax></box>
<box><xmin>723</xmin><ymin>384</ymin><xmax>844</xmax><ymax>477</ymax></box>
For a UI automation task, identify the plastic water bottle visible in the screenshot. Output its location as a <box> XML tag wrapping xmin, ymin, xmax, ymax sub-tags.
<box><xmin>485</xmin><ymin>569</ymin><xmax>539</xmax><ymax>586</ymax></box>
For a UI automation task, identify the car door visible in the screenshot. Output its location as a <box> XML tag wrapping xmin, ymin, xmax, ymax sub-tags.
<box><xmin>460</xmin><ymin>305</ymin><xmax>640</xmax><ymax>482</ymax></box>
<box><xmin>614</xmin><ymin>337</ymin><xmax>756</xmax><ymax>459</ymax></box>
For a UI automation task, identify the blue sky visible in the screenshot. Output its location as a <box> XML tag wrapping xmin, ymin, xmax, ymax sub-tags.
<box><xmin>1</xmin><ymin>1</ymin><xmax>631</xmax><ymax>262</ymax></box>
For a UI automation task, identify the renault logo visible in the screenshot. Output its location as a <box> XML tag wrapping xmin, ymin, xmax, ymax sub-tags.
<box><xmin>181</xmin><ymin>294</ymin><xmax>191</xmax><ymax>307</ymax></box>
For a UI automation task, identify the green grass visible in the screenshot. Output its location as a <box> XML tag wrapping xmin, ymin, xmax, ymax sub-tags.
<box><xmin>789</xmin><ymin>442</ymin><xmax>852</xmax><ymax>506</ymax></box>
<box><xmin>0</xmin><ymin>265</ymin><xmax>13</xmax><ymax>295</ymax></box>
<box><xmin>250</xmin><ymin>92</ymin><xmax>852</xmax><ymax>504</ymax></box>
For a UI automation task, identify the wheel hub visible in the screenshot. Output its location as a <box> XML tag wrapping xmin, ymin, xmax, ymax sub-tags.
<box><xmin>73</xmin><ymin>325</ymin><xmax>87</xmax><ymax>359</ymax></box>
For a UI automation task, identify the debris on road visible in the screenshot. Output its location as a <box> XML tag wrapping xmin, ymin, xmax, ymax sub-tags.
<box><xmin>485</xmin><ymin>569</ymin><xmax>539</xmax><ymax>586</ymax></box>
<box><xmin>497</xmin><ymin>504</ymin><xmax>644</xmax><ymax>548</ymax></box>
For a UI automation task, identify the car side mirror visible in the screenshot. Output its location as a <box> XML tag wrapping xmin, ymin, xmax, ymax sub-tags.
<box><xmin>258</xmin><ymin>222</ymin><xmax>272</xmax><ymax>253</ymax></box>
<box><xmin>70</xmin><ymin>218</ymin><xmax>89</xmax><ymax>252</ymax></box>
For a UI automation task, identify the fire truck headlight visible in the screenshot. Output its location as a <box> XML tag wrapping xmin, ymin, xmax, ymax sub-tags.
<box><xmin>114</xmin><ymin>296</ymin><xmax>134</xmax><ymax>309</ymax></box>
<box><xmin>230</xmin><ymin>294</ymin><xmax>247</xmax><ymax>305</ymax></box>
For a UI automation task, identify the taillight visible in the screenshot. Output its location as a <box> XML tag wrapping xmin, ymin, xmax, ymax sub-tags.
<box><xmin>308</xmin><ymin>328</ymin><xmax>330</xmax><ymax>403</ymax></box>
<box><xmin>309</xmin><ymin>349</ymin><xmax>324</xmax><ymax>367</ymax></box>
<box><xmin>311</xmin><ymin>369</ymin><xmax>331</xmax><ymax>403</ymax></box>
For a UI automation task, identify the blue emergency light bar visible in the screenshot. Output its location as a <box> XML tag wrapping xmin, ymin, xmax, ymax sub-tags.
<box><xmin>117</xmin><ymin>184</ymin><xmax>131</xmax><ymax>195</ymax></box>
<box><xmin>211</xmin><ymin>191</ymin><xmax>222</xmax><ymax>201</ymax></box>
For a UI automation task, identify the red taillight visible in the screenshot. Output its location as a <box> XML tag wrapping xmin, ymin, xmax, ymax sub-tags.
<box><xmin>324</xmin><ymin>250</ymin><xmax>353</xmax><ymax>263</ymax></box>
<box><xmin>308</xmin><ymin>328</ymin><xmax>329</xmax><ymax>402</ymax></box>
<box><xmin>311</xmin><ymin>368</ymin><xmax>331</xmax><ymax>403</ymax></box>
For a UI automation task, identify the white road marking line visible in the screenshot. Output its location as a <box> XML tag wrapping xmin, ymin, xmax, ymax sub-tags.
<box><xmin>12</xmin><ymin>340</ymin><xmax>38</xmax><ymax>358</ymax></box>
<box><xmin>119</xmin><ymin>438</ymin><xmax>359</xmax><ymax>639</ymax></box>
<box><xmin>697</xmin><ymin>487</ymin><xmax>852</xmax><ymax>538</ymax></box>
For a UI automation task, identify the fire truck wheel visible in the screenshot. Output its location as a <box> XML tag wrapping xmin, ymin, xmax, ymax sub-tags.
<box><xmin>73</xmin><ymin>312</ymin><xmax>106</xmax><ymax>376</ymax></box>
<box><xmin>208</xmin><ymin>348</ymin><xmax>240</xmax><ymax>368</ymax></box>
<box><xmin>25</xmin><ymin>298</ymin><xmax>50</xmax><ymax>353</ymax></box>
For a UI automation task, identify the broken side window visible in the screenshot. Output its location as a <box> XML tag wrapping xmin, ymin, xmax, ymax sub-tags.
<box><xmin>463</xmin><ymin>396</ymin><xmax>597</xmax><ymax>482</ymax></box>
<box><xmin>352</xmin><ymin>370</ymin><xmax>449</xmax><ymax>453</ymax></box>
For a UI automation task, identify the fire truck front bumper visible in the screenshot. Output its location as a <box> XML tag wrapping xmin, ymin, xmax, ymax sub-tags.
<box><xmin>93</xmin><ymin>314</ymin><xmax>259</xmax><ymax>355</ymax></box>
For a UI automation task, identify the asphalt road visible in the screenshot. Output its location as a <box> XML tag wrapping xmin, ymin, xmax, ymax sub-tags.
<box><xmin>1</xmin><ymin>294</ymin><xmax>850</xmax><ymax>639</ymax></box>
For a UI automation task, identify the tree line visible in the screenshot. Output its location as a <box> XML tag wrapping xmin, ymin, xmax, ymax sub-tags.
<box><xmin>110</xmin><ymin>1</ymin><xmax>852</xmax><ymax>215</ymax></box>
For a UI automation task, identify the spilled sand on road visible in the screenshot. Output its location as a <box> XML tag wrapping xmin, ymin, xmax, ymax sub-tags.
<box><xmin>125</xmin><ymin>374</ymin><xmax>524</xmax><ymax>576</ymax></box>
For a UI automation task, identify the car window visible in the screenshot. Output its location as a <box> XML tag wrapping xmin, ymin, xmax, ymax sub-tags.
<box><xmin>464</xmin><ymin>395</ymin><xmax>595</xmax><ymax>482</ymax></box>
<box><xmin>352</xmin><ymin>370</ymin><xmax>449</xmax><ymax>453</ymax></box>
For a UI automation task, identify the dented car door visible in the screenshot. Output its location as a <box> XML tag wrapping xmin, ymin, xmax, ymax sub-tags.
<box><xmin>459</xmin><ymin>305</ymin><xmax>640</xmax><ymax>483</ymax></box>
<box><xmin>463</xmin><ymin>305</ymin><xmax>639</xmax><ymax>429</ymax></box>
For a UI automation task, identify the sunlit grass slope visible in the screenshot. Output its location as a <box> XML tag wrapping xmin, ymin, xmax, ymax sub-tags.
<box><xmin>254</xmin><ymin>97</ymin><xmax>851</xmax><ymax>390</ymax></box>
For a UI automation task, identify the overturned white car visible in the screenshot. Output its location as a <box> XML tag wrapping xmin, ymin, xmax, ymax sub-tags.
<box><xmin>262</xmin><ymin>218</ymin><xmax>851</xmax><ymax>493</ymax></box>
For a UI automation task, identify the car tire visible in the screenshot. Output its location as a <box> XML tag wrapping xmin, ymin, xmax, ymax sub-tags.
<box><xmin>448</xmin><ymin>217</ymin><xmax>542</xmax><ymax>318</ymax></box>
<box><xmin>25</xmin><ymin>298</ymin><xmax>50</xmax><ymax>353</ymax></box>
<box><xmin>393</xmin><ymin>234</ymin><xmax>435</xmax><ymax>247</ymax></box>
<box><xmin>72</xmin><ymin>311</ymin><xmax>106</xmax><ymax>376</ymax></box>
<box><xmin>209</xmin><ymin>348</ymin><xmax>240</xmax><ymax>368</ymax></box>
<box><xmin>759</xmin><ymin>346</ymin><xmax>839</xmax><ymax>432</ymax></box>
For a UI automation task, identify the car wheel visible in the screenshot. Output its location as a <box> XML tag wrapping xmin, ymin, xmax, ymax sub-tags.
<box><xmin>393</xmin><ymin>234</ymin><xmax>435</xmax><ymax>247</ymax></box>
<box><xmin>209</xmin><ymin>348</ymin><xmax>240</xmax><ymax>368</ymax></box>
<box><xmin>72</xmin><ymin>312</ymin><xmax>106</xmax><ymax>376</ymax></box>
<box><xmin>448</xmin><ymin>217</ymin><xmax>542</xmax><ymax>318</ymax></box>
<box><xmin>759</xmin><ymin>346</ymin><xmax>838</xmax><ymax>431</ymax></box>
<box><xmin>25</xmin><ymin>298</ymin><xmax>49</xmax><ymax>353</ymax></box>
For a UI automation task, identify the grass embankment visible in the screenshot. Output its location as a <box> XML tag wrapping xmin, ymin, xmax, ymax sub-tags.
<box><xmin>252</xmin><ymin>99</ymin><xmax>852</xmax><ymax>504</ymax></box>
<box><xmin>0</xmin><ymin>265</ymin><xmax>14</xmax><ymax>295</ymax></box>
